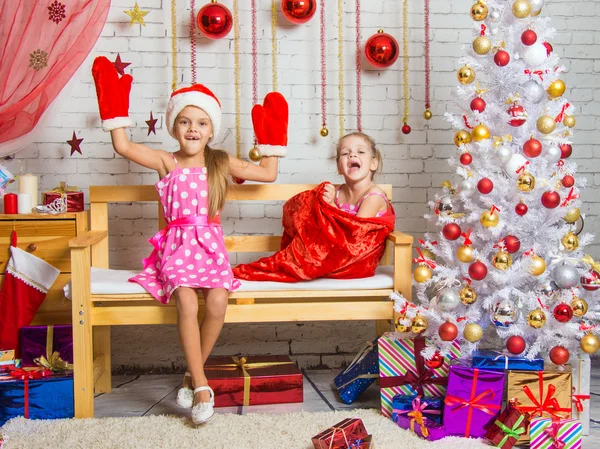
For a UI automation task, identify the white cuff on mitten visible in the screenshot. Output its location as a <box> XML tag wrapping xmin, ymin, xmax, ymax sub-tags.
<box><xmin>258</xmin><ymin>145</ymin><xmax>287</xmax><ymax>157</ymax></box>
<box><xmin>102</xmin><ymin>117</ymin><xmax>132</xmax><ymax>132</ymax></box>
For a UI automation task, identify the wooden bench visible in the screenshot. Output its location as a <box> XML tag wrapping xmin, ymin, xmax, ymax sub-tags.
<box><xmin>68</xmin><ymin>184</ymin><xmax>413</xmax><ymax>418</ymax></box>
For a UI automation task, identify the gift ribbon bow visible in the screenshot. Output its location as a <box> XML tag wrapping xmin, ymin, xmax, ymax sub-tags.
<box><xmin>336</xmin><ymin>342</ymin><xmax>379</xmax><ymax>390</ymax></box>
<box><xmin>581</xmin><ymin>254</ymin><xmax>600</xmax><ymax>272</ymax></box>
<box><xmin>48</xmin><ymin>182</ymin><xmax>80</xmax><ymax>194</ymax></box>
<box><xmin>461</xmin><ymin>228</ymin><xmax>473</xmax><ymax>245</ymax></box>
<box><xmin>555</xmin><ymin>102</ymin><xmax>571</xmax><ymax>123</ymax></box>
<box><xmin>393</xmin><ymin>395</ymin><xmax>442</xmax><ymax>438</ymax></box>
<box><xmin>493</xmin><ymin>135</ymin><xmax>512</xmax><ymax>148</ymax></box>
<box><xmin>413</xmin><ymin>248</ymin><xmax>436</xmax><ymax>269</ymax></box>
<box><xmin>33</xmin><ymin>325</ymin><xmax>73</xmax><ymax>372</ymax></box>
<box><xmin>524</xmin><ymin>69</ymin><xmax>548</xmax><ymax>81</ymax></box>
<box><xmin>516</xmin><ymin>161</ymin><xmax>530</xmax><ymax>174</ymax></box>
<box><xmin>494</xmin><ymin>414</ymin><xmax>526</xmax><ymax>448</ymax></box>
<box><xmin>9</xmin><ymin>367</ymin><xmax>52</xmax><ymax>418</ymax></box>
<box><xmin>560</xmin><ymin>187</ymin><xmax>579</xmax><ymax>207</ymax></box>
<box><xmin>543</xmin><ymin>422</ymin><xmax>566</xmax><ymax>449</ymax></box>
<box><xmin>572</xmin><ymin>393</ymin><xmax>589</xmax><ymax>413</ymax></box>
<box><xmin>516</xmin><ymin>371</ymin><xmax>571</xmax><ymax>419</ymax></box>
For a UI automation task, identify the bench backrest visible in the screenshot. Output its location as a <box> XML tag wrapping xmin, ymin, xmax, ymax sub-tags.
<box><xmin>89</xmin><ymin>184</ymin><xmax>393</xmax><ymax>268</ymax></box>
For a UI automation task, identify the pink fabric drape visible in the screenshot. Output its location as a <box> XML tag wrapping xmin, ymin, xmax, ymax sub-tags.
<box><xmin>0</xmin><ymin>0</ymin><xmax>111</xmax><ymax>155</ymax></box>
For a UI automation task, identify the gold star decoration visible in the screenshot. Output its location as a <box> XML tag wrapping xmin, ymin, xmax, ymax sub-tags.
<box><xmin>29</xmin><ymin>49</ymin><xmax>48</xmax><ymax>71</ymax></box>
<box><xmin>124</xmin><ymin>2</ymin><xmax>149</xmax><ymax>26</ymax></box>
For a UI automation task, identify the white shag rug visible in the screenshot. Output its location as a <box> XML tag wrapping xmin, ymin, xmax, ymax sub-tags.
<box><xmin>0</xmin><ymin>409</ymin><xmax>492</xmax><ymax>449</ymax></box>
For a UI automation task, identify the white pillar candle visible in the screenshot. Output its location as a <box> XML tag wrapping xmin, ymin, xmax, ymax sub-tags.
<box><xmin>17</xmin><ymin>193</ymin><xmax>31</xmax><ymax>214</ymax></box>
<box><xmin>18</xmin><ymin>173</ymin><xmax>38</xmax><ymax>207</ymax></box>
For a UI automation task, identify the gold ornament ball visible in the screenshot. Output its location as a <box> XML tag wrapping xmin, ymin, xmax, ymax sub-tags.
<box><xmin>456</xmin><ymin>245</ymin><xmax>475</xmax><ymax>263</ymax></box>
<box><xmin>471</xmin><ymin>124</ymin><xmax>491</xmax><ymax>142</ymax></box>
<box><xmin>480</xmin><ymin>210</ymin><xmax>500</xmax><ymax>228</ymax></box>
<box><xmin>464</xmin><ymin>323</ymin><xmax>483</xmax><ymax>343</ymax></box>
<box><xmin>527</xmin><ymin>308</ymin><xmax>547</xmax><ymax>328</ymax></box>
<box><xmin>473</xmin><ymin>36</ymin><xmax>492</xmax><ymax>55</ymax></box>
<box><xmin>395</xmin><ymin>315</ymin><xmax>411</xmax><ymax>333</ymax></box>
<box><xmin>517</xmin><ymin>173</ymin><xmax>536</xmax><ymax>192</ymax></box>
<box><xmin>531</xmin><ymin>8</ymin><xmax>541</xmax><ymax>17</ymax></box>
<box><xmin>512</xmin><ymin>0</ymin><xmax>532</xmax><ymax>18</ymax></box>
<box><xmin>248</xmin><ymin>146</ymin><xmax>262</xmax><ymax>162</ymax></box>
<box><xmin>580</xmin><ymin>333</ymin><xmax>600</xmax><ymax>354</ymax></box>
<box><xmin>570</xmin><ymin>297</ymin><xmax>588</xmax><ymax>317</ymax></box>
<box><xmin>470</xmin><ymin>2</ymin><xmax>488</xmax><ymax>21</ymax></box>
<box><xmin>411</xmin><ymin>315</ymin><xmax>428</xmax><ymax>334</ymax></box>
<box><xmin>414</xmin><ymin>265</ymin><xmax>433</xmax><ymax>283</ymax></box>
<box><xmin>564</xmin><ymin>207</ymin><xmax>581</xmax><ymax>224</ymax></box>
<box><xmin>493</xmin><ymin>251</ymin><xmax>513</xmax><ymax>270</ymax></box>
<box><xmin>529</xmin><ymin>256</ymin><xmax>546</xmax><ymax>276</ymax></box>
<box><xmin>563</xmin><ymin>115</ymin><xmax>576</xmax><ymax>128</ymax></box>
<box><xmin>548</xmin><ymin>80</ymin><xmax>566</xmax><ymax>99</ymax></box>
<box><xmin>422</xmin><ymin>248</ymin><xmax>436</xmax><ymax>261</ymax></box>
<box><xmin>537</xmin><ymin>115</ymin><xmax>556</xmax><ymax>134</ymax></box>
<box><xmin>458</xmin><ymin>65</ymin><xmax>476</xmax><ymax>85</ymax></box>
<box><xmin>454</xmin><ymin>130</ymin><xmax>472</xmax><ymax>146</ymax></box>
<box><xmin>561</xmin><ymin>232</ymin><xmax>579</xmax><ymax>251</ymax></box>
<box><xmin>320</xmin><ymin>127</ymin><xmax>329</xmax><ymax>137</ymax></box>
<box><xmin>460</xmin><ymin>286</ymin><xmax>478</xmax><ymax>305</ymax></box>
<box><xmin>423</xmin><ymin>109</ymin><xmax>433</xmax><ymax>120</ymax></box>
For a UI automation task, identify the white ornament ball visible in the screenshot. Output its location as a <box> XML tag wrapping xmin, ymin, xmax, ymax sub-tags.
<box><xmin>490</xmin><ymin>10</ymin><xmax>501</xmax><ymax>22</ymax></box>
<box><xmin>490</xmin><ymin>26</ymin><xmax>499</xmax><ymax>36</ymax></box>
<box><xmin>553</xmin><ymin>263</ymin><xmax>580</xmax><ymax>289</ymax></box>
<box><xmin>496</xmin><ymin>146</ymin><xmax>513</xmax><ymax>164</ymax></box>
<box><xmin>522</xmin><ymin>80</ymin><xmax>546</xmax><ymax>104</ymax></box>
<box><xmin>505</xmin><ymin>153</ymin><xmax>528</xmax><ymax>178</ymax></box>
<box><xmin>522</xmin><ymin>42</ymin><xmax>548</xmax><ymax>67</ymax></box>
<box><xmin>544</xmin><ymin>145</ymin><xmax>562</xmax><ymax>162</ymax></box>
<box><xmin>458</xmin><ymin>179</ymin><xmax>476</xmax><ymax>198</ymax></box>
<box><xmin>530</xmin><ymin>0</ymin><xmax>544</xmax><ymax>13</ymax></box>
<box><xmin>436</xmin><ymin>288</ymin><xmax>461</xmax><ymax>312</ymax></box>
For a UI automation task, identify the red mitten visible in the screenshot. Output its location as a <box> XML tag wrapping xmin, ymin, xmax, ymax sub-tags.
<box><xmin>92</xmin><ymin>56</ymin><xmax>133</xmax><ymax>131</ymax></box>
<box><xmin>252</xmin><ymin>92</ymin><xmax>289</xmax><ymax>157</ymax></box>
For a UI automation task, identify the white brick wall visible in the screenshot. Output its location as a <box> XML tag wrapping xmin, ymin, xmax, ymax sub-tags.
<box><xmin>7</xmin><ymin>1</ymin><xmax>600</xmax><ymax>370</ymax></box>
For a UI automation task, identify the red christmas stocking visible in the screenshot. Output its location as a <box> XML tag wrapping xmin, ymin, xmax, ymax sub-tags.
<box><xmin>0</xmin><ymin>231</ymin><xmax>60</xmax><ymax>350</ymax></box>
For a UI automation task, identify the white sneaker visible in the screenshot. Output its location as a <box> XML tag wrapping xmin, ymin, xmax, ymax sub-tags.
<box><xmin>191</xmin><ymin>386</ymin><xmax>215</xmax><ymax>425</ymax></box>
<box><xmin>176</xmin><ymin>372</ymin><xmax>193</xmax><ymax>409</ymax></box>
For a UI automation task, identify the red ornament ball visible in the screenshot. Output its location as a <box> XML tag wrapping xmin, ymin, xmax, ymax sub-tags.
<box><xmin>504</xmin><ymin>235</ymin><xmax>521</xmax><ymax>254</ymax></box>
<box><xmin>460</xmin><ymin>153</ymin><xmax>473</xmax><ymax>165</ymax></box>
<box><xmin>365</xmin><ymin>30</ymin><xmax>399</xmax><ymax>68</ymax></box>
<box><xmin>281</xmin><ymin>0</ymin><xmax>317</xmax><ymax>24</ymax></box>
<box><xmin>401</xmin><ymin>124</ymin><xmax>411</xmax><ymax>134</ymax></box>
<box><xmin>521</xmin><ymin>29</ymin><xmax>538</xmax><ymax>46</ymax></box>
<box><xmin>506</xmin><ymin>335</ymin><xmax>527</xmax><ymax>355</ymax></box>
<box><xmin>523</xmin><ymin>138</ymin><xmax>542</xmax><ymax>158</ymax></box>
<box><xmin>424</xmin><ymin>351</ymin><xmax>444</xmax><ymax>370</ymax></box>
<box><xmin>232</xmin><ymin>177</ymin><xmax>246</xmax><ymax>185</ymax></box>
<box><xmin>515</xmin><ymin>202</ymin><xmax>528</xmax><ymax>216</ymax></box>
<box><xmin>439</xmin><ymin>322</ymin><xmax>459</xmax><ymax>342</ymax></box>
<box><xmin>553</xmin><ymin>303</ymin><xmax>574</xmax><ymax>323</ymax></box>
<box><xmin>581</xmin><ymin>270</ymin><xmax>600</xmax><ymax>291</ymax></box>
<box><xmin>541</xmin><ymin>191</ymin><xmax>560</xmax><ymax>209</ymax></box>
<box><xmin>442</xmin><ymin>223</ymin><xmax>462</xmax><ymax>241</ymax></box>
<box><xmin>469</xmin><ymin>260</ymin><xmax>488</xmax><ymax>281</ymax></box>
<box><xmin>197</xmin><ymin>2</ymin><xmax>233</xmax><ymax>39</ymax></box>
<box><xmin>543</xmin><ymin>42</ymin><xmax>553</xmax><ymax>56</ymax></box>
<box><xmin>477</xmin><ymin>178</ymin><xmax>494</xmax><ymax>194</ymax></box>
<box><xmin>549</xmin><ymin>345</ymin><xmax>570</xmax><ymax>365</ymax></box>
<box><xmin>494</xmin><ymin>50</ymin><xmax>510</xmax><ymax>67</ymax></box>
<box><xmin>562</xmin><ymin>175</ymin><xmax>575</xmax><ymax>188</ymax></box>
<box><xmin>560</xmin><ymin>144</ymin><xmax>572</xmax><ymax>159</ymax></box>
<box><xmin>470</xmin><ymin>97</ymin><xmax>486</xmax><ymax>113</ymax></box>
<box><xmin>507</xmin><ymin>103</ymin><xmax>527</xmax><ymax>127</ymax></box>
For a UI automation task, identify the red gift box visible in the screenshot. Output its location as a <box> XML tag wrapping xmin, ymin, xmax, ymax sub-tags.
<box><xmin>204</xmin><ymin>355</ymin><xmax>303</xmax><ymax>407</ymax></box>
<box><xmin>42</xmin><ymin>182</ymin><xmax>84</xmax><ymax>212</ymax></box>
<box><xmin>312</xmin><ymin>418</ymin><xmax>368</xmax><ymax>449</ymax></box>
<box><xmin>484</xmin><ymin>405</ymin><xmax>530</xmax><ymax>449</ymax></box>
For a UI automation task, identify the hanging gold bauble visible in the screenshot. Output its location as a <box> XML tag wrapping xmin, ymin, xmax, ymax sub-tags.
<box><xmin>460</xmin><ymin>286</ymin><xmax>478</xmax><ymax>305</ymax></box>
<box><xmin>471</xmin><ymin>124</ymin><xmax>491</xmax><ymax>141</ymax></box>
<box><xmin>493</xmin><ymin>251</ymin><xmax>512</xmax><ymax>270</ymax></box>
<box><xmin>395</xmin><ymin>315</ymin><xmax>411</xmax><ymax>332</ymax></box>
<box><xmin>423</xmin><ymin>109</ymin><xmax>433</xmax><ymax>120</ymax></box>
<box><xmin>414</xmin><ymin>265</ymin><xmax>433</xmax><ymax>283</ymax></box>
<box><xmin>248</xmin><ymin>146</ymin><xmax>262</xmax><ymax>162</ymax></box>
<box><xmin>570</xmin><ymin>297</ymin><xmax>588</xmax><ymax>317</ymax></box>
<box><xmin>527</xmin><ymin>308</ymin><xmax>547</xmax><ymax>328</ymax></box>
<box><xmin>470</xmin><ymin>2</ymin><xmax>488</xmax><ymax>21</ymax></box>
<box><xmin>580</xmin><ymin>333</ymin><xmax>600</xmax><ymax>354</ymax></box>
<box><xmin>421</xmin><ymin>248</ymin><xmax>436</xmax><ymax>261</ymax></box>
<box><xmin>547</xmin><ymin>80</ymin><xmax>566</xmax><ymax>98</ymax></box>
<box><xmin>517</xmin><ymin>172</ymin><xmax>536</xmax><ymax>192</ymax></box>
<box><xmin>528</xmin><ymin>256</ymin><xmax>546</xmax><ymax>276</ymax></box>
<box><xmin>512</xmin><ymin>0</ymin><xmax>532</xmax><ymax>18</ymax></box>
<box><xmin>411</xmin><ymin>315</ymin><xmax>428</xmax><ymax>334</ymax></box>
<box><xmin>563</xmin><ymin>115</ymin><xmax>576</xmax><ymax>128</ymax></box>
<box><xmin>464</xmin><ymin>323</ymin><xmax>483</xmax><ymax>342</ymax></box>
<box><xmin>458</xmin><ymin>65</ymin><xmax>476</xmax><ymax>85</ymax></box>
<box><xmin>537</xmin><ymin>115</ymin><xmax>556</xmax><ymax>134</ymax></box>
<box><xmin>473</xmin><ymin>36</ymin><xmax>492</xmax><ymax>55</ymax></box>
<box><xmin>480</xmin><ymin>210</ymin><xmax>499</xmax><ymax>228</ymax></box>
<box><xmin>456</xmin><ymin>245</ymin><xmax>475</xmax><ymax>263</ymax></box>
<box><xmin>561</xmin><ymin>232</ymin><xmax>579</xmax><ymax>251</ymax></box>
<box><xmin>454</xmin><ymin>130</ymin><xmax>472</xmax><ymax>146</ymax></box>
<box><xmin>320</xmin><ymin>127</ymin><xmax>329</xmax><ymax>137</ymax></box>
<box><xmin>564</xmin><ymin>207</ymin><xmax>581</xmax><ymax>224</ymax></box>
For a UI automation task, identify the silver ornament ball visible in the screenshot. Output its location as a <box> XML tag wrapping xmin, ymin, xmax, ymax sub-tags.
<box><xmin>496</xmin><ymin>146</ymin><xmax>513</xmax><ymax>164</ymax></box>
<box><xmin>522</xmin><ymin>80</ymin><xmax>546</xmax><ymax>104</ymax></box>
<box><xmin>544</xmin><ymin>145</ymin><xmax>562</xmax><ymax>163</ymax></box>
<box><xmin>539</xmin><ymin>281</ymin><xmax>560</xmax><ymax>299</ymax></box>
<box><xmin>491</xmin><ymin>298</ymin><xmax>519</xmax><ymax>327</ymax></box>
<box><xmin>458</xmin><ymin>179</ymin><xmax>476</xmax><ymax>198</ymax></box>
<box><xmin>553</xmin><ymin>263</ymin><xmax>580</xmax><ymax>289</ymax></box>
<box><xmin>490</xmin><ymin>10</ymin><xmax>501</xmax><ymax>22</ymax></box>
<box><xmin>490</xmin><ymin>26</ymin><xmax>499</xmax><ymax>36</ymax></box>
<box><xmin>530</xmin><ymin>0</ymin><xmax>544</xmax><ymax>13</ymax></box>
<box><xmin>436</xmin><ymin>288</ymin><xmax>461</xmax><ymax>312</ymax></box>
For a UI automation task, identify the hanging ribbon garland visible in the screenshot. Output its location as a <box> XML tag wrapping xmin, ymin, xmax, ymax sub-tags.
<box><xmin>320</xmin><ymin>0</ymin><xmax>328</xmax><ymax>137</ymax></box>
<box><xmin>355</xmin><ymin>0</ymin><xmax>362</xmax><ymax>132</ymax></box>
<box><xmin>190</xmin><ymin>0</ymin><xmax>197</xmax><ymax>84</ymax></box>
<box><xmin>171</xmin><ymin>0</ymin><xmax>178</xmax><ymax>91</ymax></box>
<box><xmin>423</xmin><ymin>0</ymin><xmax>431</xmax><ymax>119</ymax></box>
<box><xmin>271</xmin><ymin>0</ymin><xmax>278</xmax><ymax>91</ymax></box>
<box><xmin>401</xmin><ymin>0</ymin><xmax>410</xmax><ymax>134</ymax></box>
<box><xmin>233</xmin><ymin>0</ymin><xmax>241</xmax><ymax>158</ymax></box>
<box><xmin>251</xmin><ymin>0</ymin><xmax>258</xmax><ymax>148</ymax></box>
<box><xmin>337</xmin><ymin>0</ymin><xmax>344</xmax><ymax>137</ymax></box>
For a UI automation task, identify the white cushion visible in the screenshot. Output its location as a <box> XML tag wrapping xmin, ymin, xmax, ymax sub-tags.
<box><xmin>63</xmin><ymin>266</ymin><xmax>394</xmax><ymax>299</ymax></box>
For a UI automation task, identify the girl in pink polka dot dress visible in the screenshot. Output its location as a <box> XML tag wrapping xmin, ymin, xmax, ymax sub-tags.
<box><xmin>92</xmin><ymin>57</ymin><xmax>288</xmax><ymax>425</ymax></box>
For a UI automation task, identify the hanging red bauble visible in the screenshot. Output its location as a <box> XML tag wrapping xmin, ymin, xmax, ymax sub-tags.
<box><xmin>553</xmin><ymin>303</ymin><xmax>573</xmax><ymax>323</ymax></box>
<box><xmin>439</xmin><ymin>322</ymin><xmax>459</xmax><ymax>341</ymax></box>
<box><xmin>401</xmin><ymin>124</ymin><xmax>412</xmax><ymax>134</ymax></box>
<box><xmin>469</xmin><ymin>260</ymin><xmax>488</xmax><ymax>281</ymax></box>
<box><xmin>562</xmin><ymin>175</ymin><xmax>575</xmax><ymax>188</ymax></box>
<box><xmin>443</xmin><ymin>223</ymin><xmax>462</xmax><ymax>241</ymax></box>
<box><xmin>560</xmin><ymin>144</ymin><xmax>572</xmax><ymax>159</ymax></box>
<box><xmin>504</xmin><ymin>235</ymin><xmax>521</xmax><ymax>254</ymax></box>
<box><xmin>581</xmin><ymin>270</ymin><xmax>600</xmax><ymax>291</ymax></box>
<box><xmin>515</xmin><ymin>201</ymin><xmax>528</xmax><ymax>216</ymax></box>
<box><xmin>506</xmin><ymin>335</ymin><xmax>526</xmax><ymax>354</ymax></box>
<box><xmin>460</xmin><ymin>152</ymin><xmax>473</xmax><ymax>165</ymax></box>
<box><xmin>197</xmin><ymin>2</ymin><xmax>233</xmax><ymax>39</ymax></box>
<box><xmin>541</xmin><ymin>191</ymin><xmax>560</xmax><ymax>209</ymax></box>
<box><xmin>507</xmin><ymin>103</ymin><xmax>527</xmax><ymax>127</ymax></box>
<box><xmin>470</xmin><ymin>97</ymin><xmax>486</xmax><ymax>113</ymax></box>
<box><xmin>543</xmin><ymin>42</ymin><xmax>553</xmax><ymax>56</ymax></box>
<box><xmin>494</xmin><ymin>50</ymin><xmax>510</xmax><ymax>67</ymax></box>
<box><xmin>364</xmin><ymin>30</ymin><xmax>399</xmax><ymax>68</ymax></box>
<box><xmin>521</xmin><ymin>29</ymin><xmax>537</xmax><ymax>46</ymax></box>
<box><xmin>477</xmin><ymin>178</ymin><xmax>493</xmax><ymax>194</ymax></box>
<box><xmin>281</xmin><ymin>0</ymin><xmax>317</xmax><ymax>24</ymax></box>
<box><xmin>523</xmin><ymin>138</ymin><xmax>542</xmax><ymax>158</ymax></box>
<box><xmin>424</xmin><ymin>351</ymin><xmax>444</xmax><ymax>369</ymax></box>
<box><xmin>232</xmin><ymin>177</ymin><xmax>246</xmax><ymax>184</ymax></box>
<box><xmin>549</xmin><ymin>345</ymin><xmax>570</xmax><ymax>365</ymax></box>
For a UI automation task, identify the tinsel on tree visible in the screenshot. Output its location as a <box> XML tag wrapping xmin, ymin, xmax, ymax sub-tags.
<box><xmin>393</xmin><ymin>0</ymin><xmax>600</xmax><ymax>365</ymax></box>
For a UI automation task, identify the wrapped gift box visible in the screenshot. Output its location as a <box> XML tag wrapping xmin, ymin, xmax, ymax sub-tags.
<box><xmin>443</xmin><ymin>366</ymin><xmax>504</xmax><ymax>438</ymax></box>
<box><xmin>393</xmin><ymin>412</ymin><xmax>447</xmax><ymax>441</ymax></box>
<box><xmin>204</xmin><ymin>355</ymin><xmax>302</xmax><ymax>407</ymax></box>
<box><xmin>392</xmin><ymin>394</ymin><xmax>443</xmax><ymax>425</ymax></box>
<box><xmin>312</xmin><ymin>418</ymin><xmax>368</xmax><ymax>449</ymax></box>
<box><xmin>570</xmin><ymin>354</ymin><xmax>591</xmax><ymax>435</ymax></box>
<box><xmin>472</xmin><ymin>350</ymin><xmax>544</xmax><ymax>372</ymax></box>
<box><xmin>529</xmin><ymin>417</ymin><xmax>582</xmax><ymax>449</ymax></box>
<box><xmin>0</xmin><ymin>349</ymin><xmax>15</xmax><ymax>366</ymax></box>
<box><xmin>19</xmin><ymin>325</ymin><xmax>73</xmax><ymax>368</ymax></box>
<box><xmin>334</xmin><ymin>340</ymin><xmax>379</xmax><ymax>404</ymax></box>
<box><xmin>0</xmin><ymin>369</ymin><xmax>73</xmax><ymax>425</ymax></box>
<box><xmin>42</xmin><ymin>182</ymin><xmax>84</xmax><ymax>212</ymax></box>
<box><xmin>484</xmin><ymin>404</ymin><xmax>530</xmax><ymax>449</ymax></box>
<box><xmin>378</xmin><ymin>333</ymin><xmax>460</xmax><ymax>418</ymax></box>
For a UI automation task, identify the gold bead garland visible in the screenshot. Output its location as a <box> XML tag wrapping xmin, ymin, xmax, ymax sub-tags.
<box><xmin>171</xmin><ymin>0</ymin><xmax>177</xmax><ymax>91</ymax></box>
<box><xmin>338</xmin><ymin>0</ymin><xmax>345</xmax><ymax>136</ymax></box>
<box><xmin>233</xmin><ymin>0</ymin><xmax>241</xmax><ymax>158</ymax></box>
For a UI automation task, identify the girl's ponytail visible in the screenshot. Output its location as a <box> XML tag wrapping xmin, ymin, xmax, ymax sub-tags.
<box><xmin>204</xmin><ymin>146</ymin><xmax>229</xmax><ymax>220</ymax></box>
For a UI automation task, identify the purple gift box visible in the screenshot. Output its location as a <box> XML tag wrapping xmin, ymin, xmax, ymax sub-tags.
<box><xmin>443</xmin><ymin>366</ymin><xmax>504</xmax><ymax>438</ymax></box>
<box><xmin>393</xmin><ymin>413</ymin><xmax>447</xmax><ymax>441</ymax></box>
<box><xmin>19</xmin><ymin>325</ymin><xmax>73</xmax><ymax>368</ymax></box>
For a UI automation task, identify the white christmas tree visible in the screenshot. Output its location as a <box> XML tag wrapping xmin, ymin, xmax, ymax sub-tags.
<box><xmin>393</xmin><ymin>0</ymin><xmax>600</xmax><ymax>365</ymax></box>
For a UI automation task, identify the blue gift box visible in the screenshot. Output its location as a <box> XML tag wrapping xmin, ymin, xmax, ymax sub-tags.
<box><xmin>392</xmin><ymin>394</ymin><xmax>443</xmax><ymax>424</ymax></box>
<box><xmin>472</xmin><ymin>350</ymin><xmax>544</xmax><ymax>372</ymax></box>
<box><xmin>0</xmin><ymin>371</ymin><xmax>73</xmax><ymax>426</ymax></box>
<box><xmin>334</xmin><ymin>340</ymin><xmax>379</xmax><ymax>404</ymax></box>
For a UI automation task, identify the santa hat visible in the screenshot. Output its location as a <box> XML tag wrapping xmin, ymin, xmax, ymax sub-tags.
<box><xmin>166</xmin><ymin>84</ymin><xmax>221</xmax><ymax>142</ymax></box>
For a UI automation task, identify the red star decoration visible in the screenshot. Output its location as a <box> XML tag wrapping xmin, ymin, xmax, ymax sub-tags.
<box><xmin>113</xmin><ymin>53</ymin><xmax>131</xmax><ymax>76</ymax></box>
<box><xmin>67</xmin><ymin>131</ymin><xmax>83</xmax><ymax>156</ymax></box>
<box><xmin>146</xmin><ymin>111</ymin><xmax>158</xmax><ymax>136</ymax></box>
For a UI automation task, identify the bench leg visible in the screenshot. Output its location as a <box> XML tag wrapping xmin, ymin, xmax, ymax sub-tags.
<box><xmin>93</xmin><ymin>326</ymin><xmax>112</xmax><ymax>394</ymax></box>
<box><xmin>376</xmin><ymin>319</ymin><xmax>392</xmax><ymax>336</ymax></box>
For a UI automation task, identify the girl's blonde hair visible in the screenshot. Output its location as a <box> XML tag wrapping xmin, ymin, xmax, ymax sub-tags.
<box><xmin>335</xmin><ymin>131</ymin><xmax>383</xmax><ymax>179</ymax></box>
<box><xmin>204</xmin><ymin>146</ymin><xmax>229</xmax><ymax>220</ymax></box>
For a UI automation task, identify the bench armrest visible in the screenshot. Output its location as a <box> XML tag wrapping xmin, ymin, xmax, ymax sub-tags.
<box><xmin>387</xmin><ymin>230</ymin><xmax>413</xmax><ymax>245</ymax></box>
<box><xmin>69</xmin><ymin>230</ymin><xmax>108</xmax><ymax>248</ymax></box>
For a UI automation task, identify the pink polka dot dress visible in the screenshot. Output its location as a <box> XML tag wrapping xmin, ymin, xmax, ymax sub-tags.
<box><xmin>129</xmin><ymin>157</ymin><xmax>240</xmax><ymax>304</ymax></box>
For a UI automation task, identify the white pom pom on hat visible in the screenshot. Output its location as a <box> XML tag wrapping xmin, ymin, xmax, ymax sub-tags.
<box><xmin>165</xmin><ymin>84</ymin><xmax>221</xmax><ymax>142</ymax></box>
